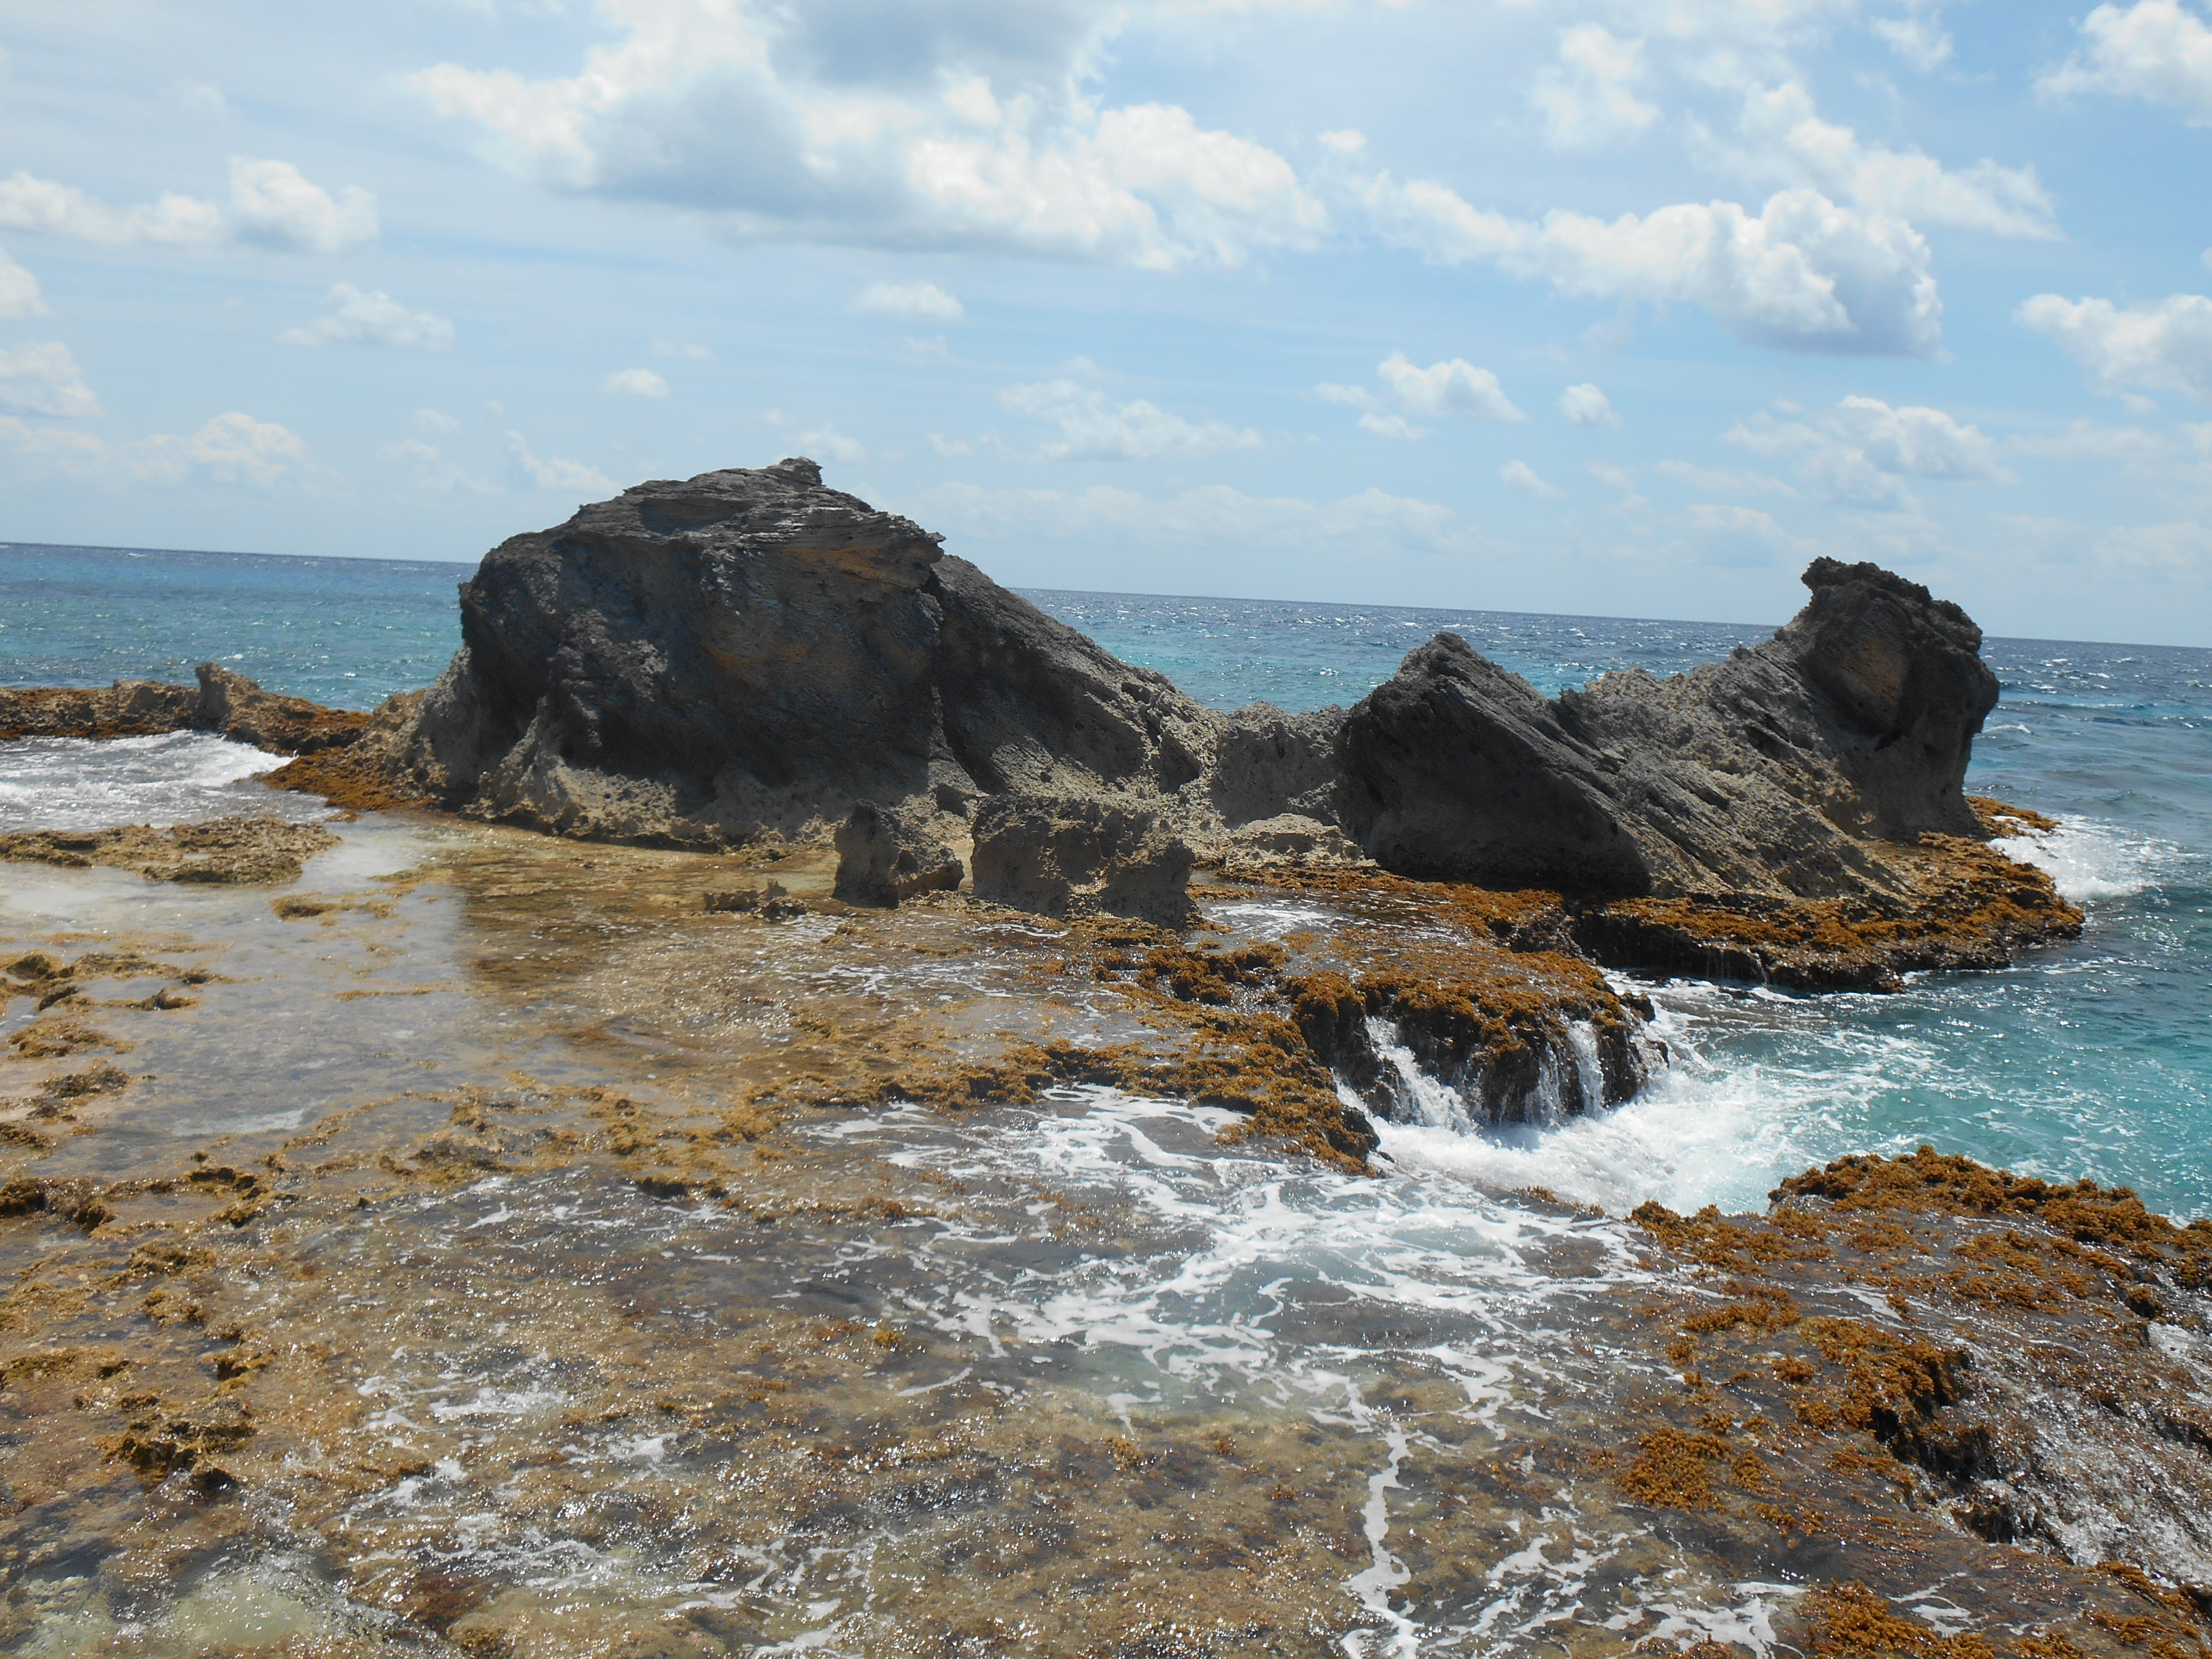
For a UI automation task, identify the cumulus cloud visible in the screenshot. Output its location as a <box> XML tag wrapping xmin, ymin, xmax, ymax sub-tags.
<box><xmin>0</xmin><ymin>158</ymin><xmax>377</xmax><ymax>253</ymax></box>
<box><xmin>1683</xmin><ymin>501</ymin><xmax>1812</xmax><ymax>566</ymax></box>
<box><xmin>654</xmin><ymin>336</ymin><xmax>714</xmax><ymax>359</ymax></box>
<box><xmin>1653</xmin><ymin>459</ymin><xmax>1798</xmax><ymax>496</ymax></box>
<box><xmin>1501</xmin><ymin>459</ymin><xmax>1566</xmax><ymax>498</ymax></box>
<box><xmin>852</xmin><ymin>280</ymin><xmax>965</xmax><ymax>320</ymax></box>
<box><xmin>1361</xmin><ymin>176</ymin><xmax>1942</xmax><ymax>356</ymax></box>
<box><xmin>0</xmin><ymin>411</ymin><xmax>311</xmax><ymax>487</ymax></box>
<box><xmin>1320</xmin><ymin>352</ymin><xmax>1523</xmax><ymax>438</ymax></box>
<box><xmin>1871</xmin><ymin>12</ymin><xmax>1954</xmax><ymax>72</ymax></box>
<box><xmin>2039</xmin><ymin>0</ymin><xmax>2212</xmax><ymax>125</ymax></box>
<box><xmin>0</xmin><ymin>343</ymin><xmax>98</xmax><ymax>417</ymax></box>
<box><xmin>505</xmin><ymin>431</ymin><xmax>615</xmax><ymax>494</ymax></box>
<box><xmin>1559</xmin><ymin>383</ymin><xmax>1621</xmax><ymax>426</ymax></box>
<box><xmin>407</xmin><ymin>3</ymin><xmax>1325</xmax><ymax>268</ymax></box>
<box><xmin>999</xmin><ymin>378</ymin><xmax>1261</xmax><ymax>459</ymax></box>
<box><xmin>1714</xmin><ymin>82</ymin><xmax>2057</xmax><ymax>238</ymax></box>
<box><xmin>282</xmin><ymin>285</ymin><xmax>454</xmax><ymax>349</ymax></box>
<box><xmin>0</xmin><ymin>249</ymin><xmax>43</xmax><ymax>317</ymax></box>
<box><xmin>603</xmin><ymin>367</ymin><xmax>669</xmax><ymax>396</ymax></box>
<box><xmin>1727</xmin><ymin>393</ymin><xmax>2014</xmax><ymax>506</ymax></box>
<box><xmin>2016</xmin><ymin>290</ymin><xmax>2212</xmax><ymax>400</ymax></box>
<box><xmin>1531</xmin><ymin>26</ymin><xmax>1662</xmax><ymax>149</ymax></box>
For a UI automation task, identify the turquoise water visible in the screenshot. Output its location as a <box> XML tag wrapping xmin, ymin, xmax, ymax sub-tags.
<box><xmin>6</xmin><ymin>544</ymin><xmax>2208</xmax><ymax>1217</ymax></box>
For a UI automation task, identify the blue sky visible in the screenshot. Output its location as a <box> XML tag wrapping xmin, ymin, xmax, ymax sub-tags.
<box><xmin>1</xmin><ymin>0</ymin><xmax>2209</xmax><ymax>643</ymax></box>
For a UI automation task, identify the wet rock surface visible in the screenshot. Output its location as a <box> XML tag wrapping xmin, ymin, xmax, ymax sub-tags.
<box><xmin>0</xmin><ymin>663</ymin><xmax>370</xmax><ymax>755</ymax></box>
<box><xmin>0</xmin><ymin>818</ymin><xmax>2200</xmax><ymax>1657</ymax></box>
<box><xmin>0</xmin><ymin>815</ymin><xmax>340</xmax><ymax>884</ymax></box>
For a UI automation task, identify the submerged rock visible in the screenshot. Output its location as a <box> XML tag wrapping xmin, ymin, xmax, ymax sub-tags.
<box><xmin>832</xmin><ymin>801</ymin><xmax>963</xmax><ymax>908</ymax></box>
<box><xmin>0</xmin><ymin>817</ymin><xmax>340</xmax><ymax>885</ymax></box>
<box><xmin>969</xmin><ymin>794</ymin><xmax>1195</xmax><ymax>928</ymax></box>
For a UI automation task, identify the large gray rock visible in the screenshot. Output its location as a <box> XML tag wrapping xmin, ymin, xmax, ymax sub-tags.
<box><xmin>1338</xmin><ymin>558</ymin><xmax>2002</xmax><ymax>899</ymax></box>
<box><xmin>392</xmin><ymin>458</ymin><xmax>1218</xmax><ymax>844</ymax></box>
<box><xmin>970</xmin><ymin>794</ymin><xmax>1195</xmax><ymax>928</ymax></box>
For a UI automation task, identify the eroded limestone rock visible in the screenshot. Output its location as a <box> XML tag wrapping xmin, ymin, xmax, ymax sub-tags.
<box><xmin>970</xmin><ymin>794</ymin><xmax>1194</xmax><ymax>928</ymax></box>
<box><xmin>832</xmin><ymin>801</ymin><xmax>963</xmax><ymax>908</ymax></box>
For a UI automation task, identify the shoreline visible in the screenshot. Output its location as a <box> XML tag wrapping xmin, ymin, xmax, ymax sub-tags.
<box><xmin>0</xmin><ymin>796</ymin><xmax>2202</xmax><ymax>1652</ymax></box>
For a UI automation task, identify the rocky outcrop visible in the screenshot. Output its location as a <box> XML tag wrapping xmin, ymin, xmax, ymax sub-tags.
<box><xmin>1337</xmin><ymin>558</ymin><xmax>2004</xmax><ymax>900</ymax></box>
<box><xmin>832</xmin><ymin>802</ymin><xmax>963</xmax><ymax>908</ymax></box>
<box><xmin>383</xmin><ymin>458</ymin><xmax>1218</xmax><ymax>846</ymax></box>
<box><xmin>969</xmin><ymin>795</ymin><xmax>1195</xmax><ymax>928</ymax></box>
<box><xmin>0</xmin><ymin>665</ymin><xmax>369</xmax><ymax>755</ymax></box>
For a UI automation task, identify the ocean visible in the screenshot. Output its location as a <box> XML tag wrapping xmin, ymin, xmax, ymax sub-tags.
<box><xmin>6</xmin><ymin>541</ymin><xmax>2209</xmax><ymax>1219</ymax></box>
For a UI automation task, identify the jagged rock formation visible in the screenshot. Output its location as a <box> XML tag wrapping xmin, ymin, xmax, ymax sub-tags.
<box><xmin>1338</xmin><ymin>559</ymin><xmax>2002</xmax><ymax>900</ymax></box>
<box><xmin>970</xmin><ymin>794</ymin><xmax>1196</xmax><ymax>928</ymax></box>
<box><xmin>4</xmin><ymin>464</ymin><xmax>2059</xmax><ymax>992</ymax></box>
<box><xmin>832</xmin><ymin>802</ymin><xmax>963</xmax><ymax>908</ymax></box>
<box><xmin>382</xmin><ymin>458</ymin><xmax>1218</xmax><ymax>846</ymax></box>
<box><xmin>0</xmin><ymin>664</ymin><xmax>368</xmax><ymax>755</ymax></box>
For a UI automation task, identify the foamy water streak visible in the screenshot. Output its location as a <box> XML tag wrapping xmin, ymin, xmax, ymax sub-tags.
<box><xmin>1992</xmin><ymin>815</ymin><xmax>2172</xmax><ymax>902</ymax></box>
<box><xmin>0</xmin><ymin>731</ymin><xmax>331</xmax><ymax>832</ymax></box>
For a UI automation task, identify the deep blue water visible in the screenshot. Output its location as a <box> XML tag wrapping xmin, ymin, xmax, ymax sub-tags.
<box><xmin>6</xmin><ymin>543</ymin><xmax>2208</xmax><ymax>1217</ymax></box>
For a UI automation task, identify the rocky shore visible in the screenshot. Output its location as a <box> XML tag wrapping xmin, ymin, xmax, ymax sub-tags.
<box><xmin>0</xmin><ymin>461</ymin><xmax>2192</xmax><ymax>1657</ymax></box>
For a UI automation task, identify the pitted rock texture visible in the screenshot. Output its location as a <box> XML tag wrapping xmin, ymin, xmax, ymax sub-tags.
<box><xmin>832</xmin><ymin>801</ymin><xmax>963</xmax><ymax>908</ymax></box>
<box><xmin>1338</xmin><ymin>557</ymin><xmax>2003</xmax><ymax>899</ymax></box>
<box><xmin>970</xmin><ymin>794</ymin><xmax>1195</xmax><ymax>929</ymax></box>
<box><xmin>0</xmin><ymin>664</ymin><xmax>368</xmax><ymax>756</ymax></box>
<box><xmin>387</xmin><ymin>458</ymin><xmax>1219</xmax><ymax>846</ymax></box>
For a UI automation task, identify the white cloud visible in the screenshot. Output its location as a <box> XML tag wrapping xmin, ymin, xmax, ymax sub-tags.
<box><xmin>407</xmin><ymin>6</ymin><xmax>1326</xmax><ymax>269</ymax></box>
<box><xmin>653</xmin><ymin>336</ymin><xmax>714</xmax><ymax>360</ymax></box>
<box><xmin>1559</xmin><ymin>382</ymin><xmax>1621</xmax><ymax>427</ymax></box>
<box><xmin>505</xmin><ymin>431</ymin><xmax>615</xmax><ymax>495</ymax></box>
<box><xmin>603</xmin><ymin>367</ymin><xmax>669</xmax><ymax>396</ymax></box>
<box><xmin>1501</xmin><ymin>459</ymin><xmax>1565</xmax><ymax>498</ymax></box>
<box><xmin>170</xmin><ymin>80</ymin><xmax>230</xmax><ymax>120</ymax></box>
<box><xmin>1683</xmin><ymin>501</ymin><xmax>1811</xmax><ymax>565</ymax></box>
<box><xmin>1870</xmin><ymin>13</ymin><xmax>1954</xmax><ymax>72</ymax></box>
<box><xmin>1362</xmin><ymin>176</ymin><xmax>1942</xmax><ymax>356</ymax></box>
<box><xmin>2016</xmin><ymin>291</ymin><xmax>2212</xmax><ymax>400</ymax></box>
<box><xmin>282</xmin><ymin>285</ymin><xmax>454</xmax><ymax>349</ymax></box>
<box><xmin>1377</xmin><ymin>352</ymin><xmax>1525</xmax><ymax>421</ymax></box>
<box><xmin>794</xmin><ymin>425</ymin><xmax>868</xmax><ymax>464</ymax></box>
<box><xmin>0</xmin><ymin>410</ymin><xmax>308</xmax><ymax>487</ymax></box>
<box><xmin>1727</xmin><ymin>393</ymin><xmax>2014</xmax><ymax>505</ymax></box>
<box><xmin>1719</xmin><ymin>82</ymin><xmax>2057</xmax><ymax>238</ymax></box>
<box><xmin>1319</xmin><ymin>353</ymin><xmax>1522</xmax><ymax>438</ymax></box>
<box><xmin>380</xmin><ymin>436</ymin><xmax>498</xmax><ymax>495</ymax></box>
<box><xmin>852</xmin><ymin>280</ymin><xmax>965</xmax><ymax>320</ymax></box>
<box><xmin>901</xmin><ymin>334</ymin><xmax>954</xmax><ymax>365</ymax></box>
<box><xmin>1319</xmin><ymin>129</ymin><xmax>1367</xmax><ymax>154</ymax></box>
<box><xmin>0</xmin><ymin>342</ymin><xmax>99</xmax><ymax>417</ymax></box>
<box><xmin>136</xmin><ymin>413</ymin><xmax>308</xmax><ymax>487</ymax></box>
<box><xmin>0</xmin><ymin>158</ymin><xmax>376</xmax><ymax>252</ymax></box>
<box><xmin>2039</xmin><ymin>0</ymin><xmax>2212</xmax><ymax>126</ymax></box>
<box><xmin>2093</xmin><ymin>521</ymin><xmax>2212</xmax><ymax>569</ymax></box>
<box><xmin>1000</xmin><ymin>378</ymin><xmax>1261</xmax><ymax>459</ymax></box>
<box><xmin>929</xmin><ymin>433</ymin><xmax>975</xmax><ymax>458</ymax></box>
<box><xmin>0</xmin><ymin>249</ymin><xmax>44</xmax><ymax>317</ymax></box>
<box><xmin>414</xmin><ymin>407</ymin><xmax>461</xmax><ymax>435</ymax></box>
<box><xmin>1532</xmin><ymin>26</ymin><xmax>1662</xmax><ymax>150</ymax></box>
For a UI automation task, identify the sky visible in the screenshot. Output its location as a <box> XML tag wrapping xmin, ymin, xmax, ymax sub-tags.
<box><xmin>1</xmin><ymin>0</ymin><xmax>2209</xmax><ymax>644</ymax></box>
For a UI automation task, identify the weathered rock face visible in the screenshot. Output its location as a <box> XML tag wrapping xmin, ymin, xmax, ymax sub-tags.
<box><xmin>392</xmin><ymin>459</ymin><xmax>1218</xmax><ymax>845</ymax></box>
<box><xmin>832</xmin><ymin>802</ymin><xmax>963</xmax><ymax>908</ymax></box>
<box><xmin>1338</xmin><ymin>558</ymin><xmax>2003</xmax><ymax>899</ymax></box>
<box><xmin>0</xmin><ymin>665</ymin><xmax>368</xmax><ymax>755</ymax></box>
<box><xmin>969</xmin><ymin>795</ymin><xmax>1195</xmax><ymax>928</ymax></box>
